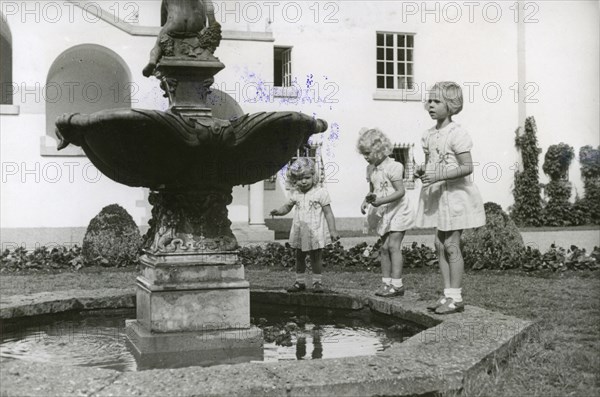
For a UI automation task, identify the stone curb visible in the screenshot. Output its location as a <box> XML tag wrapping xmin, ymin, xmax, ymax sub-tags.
<box><xmin>0</xmin><ymin>288</ymin><xmax>135</xmax><ymax>319</ymax></box>
<box><xmin>0</xmin><ymin>288</ymin><xmax>537</xmax><ymax>397</ymax></box>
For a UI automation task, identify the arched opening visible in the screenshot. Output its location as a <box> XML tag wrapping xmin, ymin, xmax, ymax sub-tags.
<box><xmin>0</xmin><ymin>15</ymin><xmax>13</xmax><ymax>105</ymax></box>
<box><xmin>45</xmin><ymin>44</ymin><xmax>132</xmax><ymax>151</ymax></box>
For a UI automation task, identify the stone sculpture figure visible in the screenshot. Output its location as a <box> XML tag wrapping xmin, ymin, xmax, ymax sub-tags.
<box><xmin>143</xmin><ymin>0</ymin><xmax>222</xmax><ymax>77</ymax></box>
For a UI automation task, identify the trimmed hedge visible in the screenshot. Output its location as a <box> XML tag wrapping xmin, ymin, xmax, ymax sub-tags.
<box><xmin>1</xmin><ymin>240</ymin><xmax>598</xmax><ymax>273</ymax></box>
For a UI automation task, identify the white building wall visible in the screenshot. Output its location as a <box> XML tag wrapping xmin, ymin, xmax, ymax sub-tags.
<box><xmin>1</xmin><ymin>1</ymin><xmax>598</xmax><ymax>236</ymax></box>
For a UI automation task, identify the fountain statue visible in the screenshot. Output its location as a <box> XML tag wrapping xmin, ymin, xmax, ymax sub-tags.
<box><xmin>55</xmin><ymin>0</ymin><xmax>328</xmax><ymax>368</ymax></box>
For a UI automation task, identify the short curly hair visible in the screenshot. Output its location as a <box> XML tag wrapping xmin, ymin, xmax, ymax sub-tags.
<box><xmin>286</xmin><ymin>157</ymin><xmax>318</xmax><ymax>189</ymax></box>
<box><xmin>424</xmin><ymin>81</ymin><xmax>463</xmax><ymax>116</ymax></box>
<box><xmin>356</xmin><ymin>128</ymin><xmax>393</xmax><ymax>157</ymax></box>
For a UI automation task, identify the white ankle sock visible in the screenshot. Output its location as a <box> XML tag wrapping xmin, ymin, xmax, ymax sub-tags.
<box><xmin>296</xmin><ymin>274</ymin><xmax>306</xmax><ymax>283</ymax></box>
<box><xmin>391</xmin><ymin>278</ymin><xmax>403</xmax><ymax>288</ymax></box>
<box><xmin>382</xmin><ymin>277</ymin><xmax>392</xmax><ymax>285</ymax></box>
<box><xmin>313</xmin><ymin>274</ymin><xmax>322</xmax><ymax>283</ymax></box>
<box><xmin>445</xmin><ymin>288</ymin><xmax>463</xmax><ymax>302</ymax></box>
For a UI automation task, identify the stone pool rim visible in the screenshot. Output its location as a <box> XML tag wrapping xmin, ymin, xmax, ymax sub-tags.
<box><xmin>0</xmin><ymin>288</ymin><xmax>537</xmax><ymax>397</ymax></box>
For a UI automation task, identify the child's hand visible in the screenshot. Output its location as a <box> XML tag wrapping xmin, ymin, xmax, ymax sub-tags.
<box><xmin>421</xmin><ymin>169</ymin><xmax>441</xmax><ymax>185</ymax></box>
<box><xmin>360</xmin><ymin>200</ymin><xmax>369</xmax><ymax>215</ymax></box>
<box><xmin>414</xmin><ymin>166</ymin><xmax>425</xmax><ymax>179</ymax></box>
<box><xmin>330</xmin><ymin>233</ymin><xmax>340</xmax><ymax>243</ymax></box>
<box><xmin>365</xmin><ymin>193</ymin><xmax>377</xmax><ymax>203</ymax></box>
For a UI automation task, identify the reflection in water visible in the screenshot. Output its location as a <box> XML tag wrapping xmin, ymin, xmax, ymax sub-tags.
<box><xmin>296</xmin><ymin>336</ymin><xmax>307</xmax><ymax>359</ymax></box>
<box><xmin>294</xmin><ymin>330</ymin><xmax>323</xmax><ymax>360</ymax></box>
<box><xmin>312</xmin><ymin>330</ymin><xmax>323</xmax><ymax>359</ymax></box>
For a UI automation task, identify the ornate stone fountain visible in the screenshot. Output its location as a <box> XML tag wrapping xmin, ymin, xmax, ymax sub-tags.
<box><xmin>55</xmin><ymin>0</ymin><xmax>328</xmax><ymax>368</ymax></box>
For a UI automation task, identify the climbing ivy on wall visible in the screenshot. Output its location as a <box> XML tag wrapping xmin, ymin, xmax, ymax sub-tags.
<box><xmin>511</xmin><ymin>116</ymin><xmax>544</xmax><ymax>226</ymax></box>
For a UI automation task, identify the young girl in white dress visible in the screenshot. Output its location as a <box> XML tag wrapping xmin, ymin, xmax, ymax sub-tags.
<box><xmin>358</xmin><ymin>128</ymin><xmax>415</xmax><ymax>297</ymax></box>
<box><xmin>415</xmin><ymin>81</ymin><xmax>486</xmax><ymax>314</ymax></box>
<box><xmin>270</xmin><ymin>158</ymin><xmax>339</xmax><ymax>293</ymax></box>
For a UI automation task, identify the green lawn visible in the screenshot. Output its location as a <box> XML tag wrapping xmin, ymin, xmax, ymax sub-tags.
<box><xmin>1</xmin><ymin>267</ymin><xmax>598</xmax><ymax>397</ymax></box>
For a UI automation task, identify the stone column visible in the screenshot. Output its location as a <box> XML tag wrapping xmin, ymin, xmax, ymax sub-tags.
<box><xmin>249</xmin><ymin>181</ymin><xmax>265</xmax><ymax>225</ymax></box>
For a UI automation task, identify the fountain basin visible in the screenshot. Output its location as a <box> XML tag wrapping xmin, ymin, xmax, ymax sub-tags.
<box><xmin>0</xmin><ymin>288</ymin><xmax>537</xmax><ymax>396</ymax></box>
<box><xmin>55</xmin><ymin>109</ymin><xmax>327</xmax><ymax>189</ymax></box>
<box><xmin>1</xmin><ymin>303</ymin><xmax>422</xmax><ymax>371</ymax></box>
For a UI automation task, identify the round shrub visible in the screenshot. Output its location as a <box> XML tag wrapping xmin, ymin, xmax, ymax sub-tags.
<box><xmin>462</xmin><ymin>202</ymin><xmax>525</xmax><ymax>270</ymax></box>
<box><xmin>82</xmin><ymin>204</ymin><xmax>142</xmax><ymax>267</ymax></box>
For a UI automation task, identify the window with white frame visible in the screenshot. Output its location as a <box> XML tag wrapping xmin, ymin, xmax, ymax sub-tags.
<box><xmin>274</xmin><ymin>47</ymin><xmax>292</xmax><ymax>87</ymax></box>
<box><xmin>376</xmin><ymin>32</ymin><xmax>414</xmax><ymax>90</ymax></box>
<box><xmin>390</xmin><ymin>143</ymin><xmax>415</xmax><ymax>189</ymax></box>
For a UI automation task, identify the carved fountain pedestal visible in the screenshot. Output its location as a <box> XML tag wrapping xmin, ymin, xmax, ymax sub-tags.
<box><xmin>125</xmin><ymin>187</ymin><xmax>263</xmax><ymax>369</ymax></box>
<box><xmin>126</xmin><ymin>251</ymin><xmax>263</xmax><ymax>369</ymax></box>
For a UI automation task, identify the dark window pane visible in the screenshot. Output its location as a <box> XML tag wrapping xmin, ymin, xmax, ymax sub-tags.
<box><xmin>377</xmin><ymin>33</ymin><xmax>383</xmax><ymax>46</ymax></box>
<box><xmin>398</xmin><ymin>49</ymin><xmax>405</xmax><ymax>61</ymax></box>
<box><xmin>407</xmin><ymin>49</ymin><xmax>413</xmax><ymax>61</ymax></box>
<box><xmin>386</xmin><ymin>34</ymin><xmax>393</xmax><ymax>46</ymax></box>
<box><xmin>386</xmin><ymin>62</ymin><xmax>393</xmax><ymax>74</ymax></box>
<box><xmin>386</xmin><ymin>76</ymin><xmax>393</xmax><ymax>88</ymax></box>
<box><xmin>398</xmin><ymin>76</ymin><xmax>406</xmax><ymax>89</ymax></box>
<box><xmin>398</xmin><ymin>63</ymin><xmax>405</xmax><ymax>74</ymax></box>
<box><xmin>398</xmin><ymin>35</ymin><xmax>405</xmax><ymax>47</ymax></box>
<box><xmin>377</xmin><ymin>62</ymin><xmax>384</xmax><ymax>74</ymax></box>
<box><xmin>407</xmin><ymin>35</ymin><xmax>414</xmax><ymax>47</ymax></box>
<box><xmin>407</xmin><ymin>63</ymin><xmax>413</xmax><ymax>75</ymax></box>
<box><xmin>377</xmin><ymin>76</ymin><xmax>384</xmax><ymax>88</ymax></box>
<box><xmin>377</xmin><ymin>47</ymin><xmax>384</xmax><ymax>60</ymax></box>
<box><xmin>386</xmin><ymin>48</ymin><xmax>393</xmax><ymax>60</ymax></box>
<box><xmin>407</xmin><ymin>76</ymin><xmax>414</xmax><ymax>88</ymax></box>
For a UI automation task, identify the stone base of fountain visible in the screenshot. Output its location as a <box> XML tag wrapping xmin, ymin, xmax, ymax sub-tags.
<box><xmin>125</xmin><ymin>321</ymin><xmax>263</xmax><ymax>370</ymax></box>
<box><xmin>126</xmin><ymin>250</ymin><xmax>263</xmax><ymax>368</ymax></box>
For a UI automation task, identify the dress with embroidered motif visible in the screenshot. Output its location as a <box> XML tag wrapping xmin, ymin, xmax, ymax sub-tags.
<box><xmin>288</xmin><ymin>186</ymin><xmax>332</xmax><ymax>251</ymax></box>
<box><xmin>415</xmin><ymin>122</ymin><xmax>486</xmax><ymax>231</ymax></box>
<box><xmin>366</xmin><ymin>157</ymin><xmax>415</xmax><ymax>236</ymax></box>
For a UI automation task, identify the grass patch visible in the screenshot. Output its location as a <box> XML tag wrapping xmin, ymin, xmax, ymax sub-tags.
<box><xmin>0</xmin><ymin>267</ymin><xmax>598</xmax><ymax>397</ymax></box>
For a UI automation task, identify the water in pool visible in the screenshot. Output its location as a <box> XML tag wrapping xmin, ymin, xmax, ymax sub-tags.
<box><xmin>0</xmin><ymin>305</ymin><xmax>423</xmax><ymax>371</ymax></box>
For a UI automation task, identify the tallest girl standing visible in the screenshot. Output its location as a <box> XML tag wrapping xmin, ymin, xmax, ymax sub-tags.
<box><xmin>415</xmin><ymin>82</ymin><xmax>486</xmax><ymax>314</ymax></box>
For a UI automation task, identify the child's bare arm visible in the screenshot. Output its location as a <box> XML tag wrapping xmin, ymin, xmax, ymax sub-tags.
<box><xmin>270</xmin><ymin>202</ymin><xmax>294</xmax><ymax>216</ymax></box>
<box><xmin>372</xmin><ymin>179</ymin><xmax>406</xmax><ymax>207</ymax></box>
<box><xmin>322</xmin><ymin>205</ymin><xmax>340</xmax><ymax>241</ymax></box>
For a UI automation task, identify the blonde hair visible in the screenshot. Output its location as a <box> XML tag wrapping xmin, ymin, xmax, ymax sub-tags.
<box><xmin>424</xmin><ymin>81</ymin><xmax>464</xmax><ymax>115</ymax></box>
<box><xmin>356</xmin><ymin>128</ymin><xmax>393</xmax><ymax>157</ymax></box>
<box><xmin>286</xmin><ymin>157</ymin><xmax>318</xmax><ymax>190</ymax></box>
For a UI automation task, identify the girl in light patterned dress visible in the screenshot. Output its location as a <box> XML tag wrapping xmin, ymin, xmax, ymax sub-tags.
<box><xmin>270</xmin><ymin>158</ymin><xmax>339</xmax><ymax>293</ymax></box>
<box><xmin>358</xmin><ymin>128</ymin><xmax>415</xmax><ymax>298</ymax></box>
<box><xmin>415</xmin><ymin>81</ymin><xmax>486</xmax><ymax>314</ymax></box>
